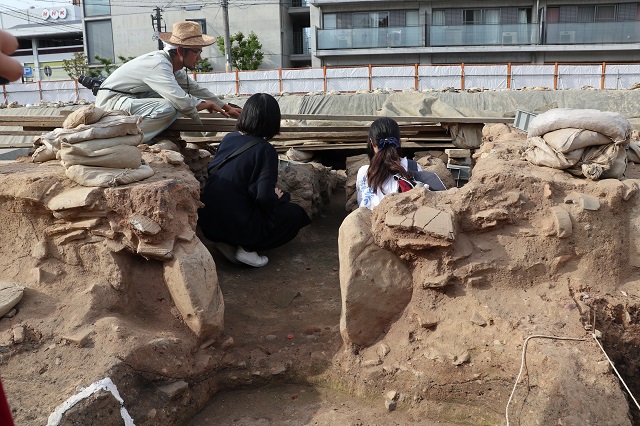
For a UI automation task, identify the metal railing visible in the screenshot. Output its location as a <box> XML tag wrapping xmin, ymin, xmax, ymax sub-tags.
<box><xmin>430</xmin><ymin>23</ymin><xmax>540</xmax><ymax>46</ymax></box>
<box><xmin>545</xmin><ymin>21</ymin><xmax>640</xmax><ymax>44</ymax></box>
<box><xmin>317</xmin><ymin>26</ymin><xmax>422</xmax><ymax>49</ymax></box>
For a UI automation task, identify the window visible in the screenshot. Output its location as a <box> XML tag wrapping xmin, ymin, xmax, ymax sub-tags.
<box><xmin>186</xmin><ymin>19</ymin><xmax>207</xmax><ymax>34</ymax></box>
<box><xmin>463</xmin><ymin>9</ymin><xmax>481</xmax><ymax>25</ymax></box>
<box><xmin>406</xmin><ymin>11</ymin><xmax>419</xmax><ymax>26</ymax></box>
<box><xmin>86</xmin><ymin>20</ymin><xmax>114</xmax><ymax>62</ymax></box>
<box><xmin>324</xmin><ymin>14</ymin><xmax>336</xmax><ymax>29</ymax></box>
<box><xmin>83</xmin><ymin>0</ymin><xmax>110</xmax><ymax>17</ymax></box>
<box><xmin>595</xmin><ymin>5</ymin><xmax>616</xmax><ymax>21</ymax></box>
<box><xmin>578</xmin><ymin>6</ymin><xmax>595</xmax><ymax>22</ymax></box>
<box><xmin>38</xmin><ymin>35</ymin><xmax>83</xmax><ymax>49</ymax></box>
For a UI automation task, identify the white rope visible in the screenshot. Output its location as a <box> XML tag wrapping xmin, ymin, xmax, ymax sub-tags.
<box><xmin>505</xmin><ymin>334</ymin><xmax>587</xmax><ymax>426</ymax></box>
<box><xmin>506</xmin><ymin>332</ymin><xmax>640</xmax><ymax>426</ymax></box>
<box><xmin>592</xmin><ymin>333</ymin><xmax>640</xmax><ymax>412</ymax></box>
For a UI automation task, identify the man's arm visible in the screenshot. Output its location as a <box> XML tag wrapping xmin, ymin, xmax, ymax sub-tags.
<box><xmin>175</xmin><ymin>70</ymin><xmax>242</xmax><ymax>118</ymax></box>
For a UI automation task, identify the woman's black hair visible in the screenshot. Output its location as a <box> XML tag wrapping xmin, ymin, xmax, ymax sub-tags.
<box><xmin>236</xmin><ymin>93</ymin><xmax>281</xmax><ymax>140</ymax></box>
<box><xmin>366</xmin><ymin>117</ymin><xmax>412</xmax><ymax>193</ymax></box>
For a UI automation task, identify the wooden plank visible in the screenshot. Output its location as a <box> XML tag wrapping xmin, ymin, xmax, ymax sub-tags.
<box><xmin>279</xmin><ymin>114</ymin><xmax>512</xmax><ymax>124</ymax></box>
<box><xmin>0</xmin><ymin>130</ymin><xmax>42</xmax><ymax>136</ymax></box>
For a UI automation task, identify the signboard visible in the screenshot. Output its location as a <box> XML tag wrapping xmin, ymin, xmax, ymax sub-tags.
<box><xmin>42</xmin><ymin>8</ymin><xmax>67</xmax><ymax>20</ymax></box>
<box><xmin>43</xmin><ymin>66</ymin><xmax>52</xmax><ymax>77</ymax></box>
<box><xmin>23</xmin><ymin>66</ymin><xmax>33</xmax><ymax>78</ymax></box>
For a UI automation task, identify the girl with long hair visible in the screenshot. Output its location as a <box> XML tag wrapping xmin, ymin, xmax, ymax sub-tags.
<box><xmin>356</xmin><ymin>117</ymin><xmax>422</xmax><ymax>209</ymax></box>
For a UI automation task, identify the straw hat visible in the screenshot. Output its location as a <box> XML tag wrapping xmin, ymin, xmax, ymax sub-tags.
<box><xmin>159</xmin><ymin>21</ymin><xmax>216</xmax><ymax>47</ymax></box>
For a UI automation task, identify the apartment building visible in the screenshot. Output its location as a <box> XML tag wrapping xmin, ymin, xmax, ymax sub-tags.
<box><xmin>82</xmin><ymin>0</ymin><xmax>311</xmax><ymax>71</ymax></box>
<box><xmin>310</xmin><ymin>1</ymin><xmax>640</xmax><ymax>66</ymax></box>
<box><xmin>1</xmin><ymin>3</ymin><xmax>83</xmax><ymax>81</ymax></box>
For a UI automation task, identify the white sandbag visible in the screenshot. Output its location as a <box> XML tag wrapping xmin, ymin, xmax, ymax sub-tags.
<box><xmin>628</xmin><ymin>141</ymin><xmax>640</xmax><ymax>164</ymax></box>
<box><xmin>567</xmin><ymin>143</ymin><xmax>626</xmax><ymax>180</ymax></box>
<box><xmin>528</xmin><ymin>108</ymin><xmax>632</xmax><ymax>143</ymax></box>
<box><xmin>31</xmin><ymin>145</ymin><xmax>56</xmax><ymax>163</ymax></box>
<box><xmin>63</xmin><ymin>105</ymin><xmax>106</xmax><ymax>129</ymax></box>
<box><xmin>542</xmin><ymin>128</ymin><xmax>613</xmax><ymax>153</ymax></box>
<box><xmin>65</xmin><ymin>163</ymin><xmax>155</xmax><ymax>187</ymax></box>
<box><xmin>69</xmin><ymin>134</ymin><xmax>143</xmax><ymax>151</ymax></box>
<box><xmin>523</xmin><ymin>136</ymin><xmax>584</xmax><ymax>169</ymax></box>
<box><xmin>35</xmin><ymin>115</ymin><xmax>142</xmax><ymax>149</ymax></box>
<box><xmin>59</xmin><ymin>143</ymin><xmax>142</xmax><ymax>169</ymax></box>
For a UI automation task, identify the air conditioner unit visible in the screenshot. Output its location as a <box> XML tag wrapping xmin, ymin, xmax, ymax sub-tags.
<box><xmin>445</xmin><ymin>28</ymin><xmax>463</xmax><ymax>44</ymax></box>
<box><xmin>559</xmin><ymin>30</ymin><xmax>575</xmax><ymax>43</ymax></box>
<box><xmin>501</xmin><ymin>32</ymin><xmax>517</xmax><ymax>44</ymax></box>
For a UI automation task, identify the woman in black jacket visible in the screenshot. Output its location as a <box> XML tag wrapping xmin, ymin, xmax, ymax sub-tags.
<box><xmin>199</xmin><ymin>93</ymin><xmax>311</xmax><ymax>267</ymax></box>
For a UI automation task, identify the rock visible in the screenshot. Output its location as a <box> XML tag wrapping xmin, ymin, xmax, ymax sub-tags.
<box><xmin>12</xmin><ymin>324</ymin><xmax>25</xmax><ymax>344</ymax></box>
<box><xmin>377</xmin><ymin>343</ymin><xmax>391</xmax><ymax>358</ymax></box>
<box><xmin>470</xmin><ymin>312</ymin><xmax>487</xmax><ymax>327</ymax></box>
<box><xmin>163</xmin><ymin>238</ymin><xmax>225</xmax><ymax>340</ymax></box>
<box><xmin>550</xmin><ymin>206</ymin><xmax>573</xmax><ymax>238</ymax></box>
<box><xmin>452</xmin><ymin>350</ymin><xmax>470</xmax><ymax>366</ymax></box>
<box><xmin>564</xmin><ymin>192</ymin><xmax>601</xmax><ymax>211</ymax></box>
<box><xmin>0</xmin><ymin>282</ymin><xmax>25</xmax><ymax>317</ymax></box>
<box><xmin>385</xmin><ymin>399</ymin><xmax>397</xmax><ymax>412</ymax></box>
<box><xmin>158</xmin><ymin>380</ymin><xmax>188</xmax><ymax>400</ymax></box>
<box><xmin>338</xmin><ymin>208</ymin><xmax>413</xmax><ymax>348</ymax></box>
<box><xmin>61</xmin><ymin>328</ymin><xmax>94</xmax><ymax>347</ymax></box>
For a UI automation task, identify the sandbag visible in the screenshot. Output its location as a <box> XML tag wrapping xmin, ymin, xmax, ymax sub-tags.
<box><xmin>567</xmin><ymin>143</ymin><xmax>626</xmax><ymax>180</ymax></box>
<box><xmin>70</xmin><ymin>134</ymin><xmax>143</xmax><ymax>151</ymax></box>
<box><xmin>628</xmin><ymin>141</ymin><xmax>640</xmax><ymax>164</ymax></box>
<box><xmin>444</xmin><ymin>123</ymin><xmax>483</xmax><ymax>149</ymax></box>
<box><xmin>542</xmin><ymin>128</ymin><xmax>612</xmax><ymax>153</ymax></box>
<box><xmin>65</xmin><ymin>163</ymin><xmax>155</xmax><ymax>187</ymax></box>
<box><xmin>527</xmin><ymin>108</ymin><xmax>632</xmax><ymax>143</ymax></box>
<box><xmin>59</xmin><ymin>143</ymin><xmax>142</xmax><ymax>169</ymax></box>
<box><xmin>31</xmin><ymin>145</ymin><xmax>56</xmax><ymax>163</ymax></box>
<box><xmin>63</xmin><ymin>105</ymin><xmax>106</xmax><ymax>128</ymax></box>
<box><xmin>63</xmin><ymin>107</ymin><xmax>130</xmax><ymax>129</ymax></box>
<box><xmin>35</xmin><ymin>115</ymin><xmax>142</xmax><ymax>149</ymax></box>
<box><xmin>523</xmin><ymin>136</ymin><xmax>584</xmax><ymax>169</ymax></box>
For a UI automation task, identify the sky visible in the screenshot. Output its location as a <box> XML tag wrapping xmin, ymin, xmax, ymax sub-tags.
<box><xmin>0</xmin><ymin>0</ymin><xmax>72</xmax><ymax>9</ymax></box>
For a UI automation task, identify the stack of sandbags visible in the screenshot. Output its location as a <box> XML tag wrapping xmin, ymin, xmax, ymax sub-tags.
<box><xmin>523</xmin><ymin>108</ymin><xmax>631</xmax><ymax>180</ymax></box>
<box><xmin>32</xmin><ymin>105</ymin><xmax>154</xmax><ymax>187</ymax></box>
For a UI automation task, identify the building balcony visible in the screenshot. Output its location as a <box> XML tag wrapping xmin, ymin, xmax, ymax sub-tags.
<box><xmin>293</xmin><ymin>31</ymin><xmax>311</xmax><ymax>55</ymax></box>
<box><xmin>430</xmin><ymin>23</ymin><xmax>540</xmax><ymax>47</ymax></box>
<box><xmin>545</xmin><ymin>21</ymin><xmax>640</xmax><ymax>44</ymax></box>
<box><xmin>317</xmin><ymin>26</ymin><xmax>422</xmax><ymax>50</ymax></box>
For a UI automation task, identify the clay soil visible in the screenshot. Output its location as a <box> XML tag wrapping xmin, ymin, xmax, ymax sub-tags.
<box><xmin>191</xmin><ymin>188</ymin><xmax>465</xmax><ymax>425</ymax></box>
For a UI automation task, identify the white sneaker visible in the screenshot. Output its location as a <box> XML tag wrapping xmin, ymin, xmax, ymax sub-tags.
<box><xmin>235</xmin><ymin>246</ymin><xmax>268</xmax><ymax>267</ymax></box>
<box><xmin>213</xmin><ymin>242</ymin><xmax>241</xmax><ymax>264</ymax></box>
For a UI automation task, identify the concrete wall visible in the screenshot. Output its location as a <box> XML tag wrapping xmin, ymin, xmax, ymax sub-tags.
<box><xmin>107</xmin><ymin>5</ymin><xmax>285</xmax><ymax>70</ymax></box>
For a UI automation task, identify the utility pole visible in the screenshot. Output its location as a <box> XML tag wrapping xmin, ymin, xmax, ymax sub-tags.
<box><xmin>221</xmin><ymin>0</ymin><xmax>232</xmax><ymax>71</ymax></box>
<box><xmin>153</xmin><ymin>7</ymin><xmax>163</xmax><ymax>50</ymax></box>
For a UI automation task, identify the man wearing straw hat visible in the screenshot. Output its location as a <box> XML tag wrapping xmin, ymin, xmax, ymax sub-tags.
<box><xmin>95</xmin><ymin>21</ymin><xmax>242</xmax><ymax>143</ymax></box>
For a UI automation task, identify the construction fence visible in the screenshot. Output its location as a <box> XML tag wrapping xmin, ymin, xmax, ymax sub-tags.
<box><xmin>3</xmin><ymin>62</ymin><xmax>640</xmax><ymax>106</ymax></box>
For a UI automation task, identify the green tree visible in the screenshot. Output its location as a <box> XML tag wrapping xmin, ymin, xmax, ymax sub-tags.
<box><xmin>62</xmin><ymin>52</ymin><xmax>90</xmax><ymax>79</ymax></box>
<box><xmin>216</xmin><ymin>31</ymin><xmax>264</xmax><ymax>70</ymax></box>
<box><xmin>196</xmin><ymin>58</ymin><xmax>213</xmax><ymax>72</ymax></box>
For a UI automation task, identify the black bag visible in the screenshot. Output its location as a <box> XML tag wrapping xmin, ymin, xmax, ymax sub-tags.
<box><xmin>407</xmin><ymin>160</ymin><xmax>447</xmax><ymax>191</ymax></box>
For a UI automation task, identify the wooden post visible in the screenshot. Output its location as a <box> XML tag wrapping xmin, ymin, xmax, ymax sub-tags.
<box><xmin>414</xmin><ymin>63</ymin><xmax>419</xmax><ymax>91</ymax></box>
<box><xmin>507</xmin><ymin>62</ymin><xmax>512</xmax><ymax>89</ymax></box>
<box><xmin>279</xmin><ymin>68</ymin><xmax>283</xmax><ymax>94</ymax></box>
<box><xmin>368</xmin><ymin>64</ymin><xmax>372</xmax><ymax>92</ymax></box>
<box><xmin>601</xmin><ymin>62</ymin><xmax>606</xmax><ymax>90</ymax></box>
<box><xmin>461</xmin><ymin>63</ymin><xmax>465</xmax><ymax>91</ymax></box>
<box><xmin>323</xmin><ymin>66</ymin><xmax>327</xmax><ymax>93</ymax></box>
<box><xmin>38</xmin><ymin>80</ymin><xmax>43</xmax><ymax>103</ymax></box>
<box><xmin>235</xmin><ymin>69</ymin><xmax>239</xmax><ymax>95</ymax></box>
<box><xmin>553</xmin><ymin>62</ymin><xmax>559</xmax><ymax>90</ymax></box>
